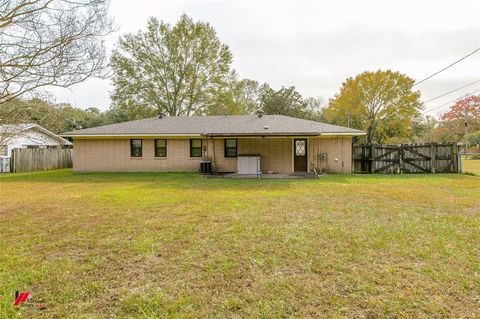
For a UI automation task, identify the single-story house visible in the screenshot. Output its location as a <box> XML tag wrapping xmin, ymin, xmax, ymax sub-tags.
<box><xmin>63</xmin><ymin>114</ymin><xmax>365</xmax><ymax>174</ymax></box>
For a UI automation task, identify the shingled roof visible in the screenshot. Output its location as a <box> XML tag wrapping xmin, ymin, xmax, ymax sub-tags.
<box><xmin>62</xmin><ymin>115</ymin><xmax>365</xmax><ymax>137</ymax></box>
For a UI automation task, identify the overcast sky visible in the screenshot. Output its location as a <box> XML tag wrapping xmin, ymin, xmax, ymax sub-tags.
<box><xmin>48</xmin><ymin>0</ymin><xmax>480</xmax><ymax>117</ymax></box>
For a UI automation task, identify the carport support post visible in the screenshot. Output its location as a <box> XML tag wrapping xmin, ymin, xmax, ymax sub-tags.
<box><xmin>211</xmin><ymin>137</ymin><xmax>216</xmax><ymax>169</ymax></box>
<box><xmin>260</xmin><ymin>136</ymin><xmax>263</xmax><ymax>177</ymax></box>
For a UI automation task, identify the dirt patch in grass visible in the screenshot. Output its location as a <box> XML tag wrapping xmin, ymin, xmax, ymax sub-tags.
<box><xmin>1</xmin><ymin>170</ymin><xmax>479</xmax><ymax>318</ymax></box>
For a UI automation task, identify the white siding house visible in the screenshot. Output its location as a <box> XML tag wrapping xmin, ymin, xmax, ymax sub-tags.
<box><xmin>0</xmin><ymin>124</ymin><xmax>72</xmax><ymax>172</ymax></box>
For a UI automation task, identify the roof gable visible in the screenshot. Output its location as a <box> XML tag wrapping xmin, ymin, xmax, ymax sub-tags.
<box><xmin>1</xmin><ymin>124</ymin><xmax>72</xmax><ymax>145</ymax></box>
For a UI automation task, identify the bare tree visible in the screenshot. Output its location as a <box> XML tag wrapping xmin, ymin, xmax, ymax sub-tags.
<box><xmin>0</xmin><ymin>0</ymin><xmax>114</xmax><ymax>107</ymax></box>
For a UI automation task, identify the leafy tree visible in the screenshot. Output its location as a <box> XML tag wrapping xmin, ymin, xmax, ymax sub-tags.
<box><xmin>324</xmin><ymin>70</ymin><xmax>422</xmax><ymax>143</ymax></box>
<box><xmin>0</xmin><ymin>98</ymin><xmax>62</xmax><ymax>130</ymax></box>
<box><xmin>304</xmin><ymin>97</ymin><xmax>326</xmax><ymax>122</ymax></box>
<box><xmin>411</xmin><ymin>116</ymin><xmax>438</xmax><ymax>142</ymax></box>
<box><xmin>436</xmin><ymin>95</ymin><xmax>480</xmax><ymax>141</ymax></box>
<box><xmin>105</xmin><ymin>104</ymin><xmax>158</xmax><ymax>123</ymax></box>
<box><xmin>207</xmin><ymin>77</ymin><xmax>261</xmax><ymax>115</ymax></box>
<box><xmin>259</xmin><ymin>85</ymin><xmax>323</xmax><ymax>120</ymax></box>
<box><xmin>57</xmin><ymin>105</ymin><xmax>111</xmax><ymax>131</ymax></box>
<box><xmin>440</xmin><ymin>95</ymin><xmax>480</xmax><ymax>122</ymax></box>
<box><xmin>111</xmin><ymin>15</ymin><xmax>233</xmax><ymax>116</ymax></box>
<box><xmin>236</xmin><ymin>79</ymin><xmax>262</xmax><ymax>114</ymax></box>
<box><xmin>464</xmin><ymin>131</ymin><xmax>480</xmax><ymax>148</ymax></box>
<box><xmin>0</xmin><ymin>98</ymin><xmax>110</xmax><ymax>139</ymax></box>
<box><xmin>433</xmin><ymin>122</ymin><xmax>459</xmax><ymax>142</ymax></box>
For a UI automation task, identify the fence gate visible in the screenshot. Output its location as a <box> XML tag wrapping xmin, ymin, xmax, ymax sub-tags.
<box><xmin>402</xmin><ymin>144</ymin><xmax>433</xmax><ymax>173</ymax></box>
<box><xmin>353</xmin><ymin>143</ymin><xmax>461</xmax><ymax>174</ymax></box>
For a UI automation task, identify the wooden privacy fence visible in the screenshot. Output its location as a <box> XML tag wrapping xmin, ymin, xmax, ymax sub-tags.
<box><xmin>353</xmin><ymin>143</ymin><xmax>461</xmax><ymax>174</ymax></box>
<box><xmin>12</xmin><ymin>148</ymin><xmax>72</xmax><ymax>172</ymax></box>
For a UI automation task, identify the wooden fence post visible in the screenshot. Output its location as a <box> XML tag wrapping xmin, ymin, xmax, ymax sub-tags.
<box><xmin>452</xmin><ymin>143</ymin><xmax>458</xmax><ymax>173</ymax></box>
<box><xmin>370</xmin><ymin>144</ymin><xmax>374</xmax><ymax>173</ymax></box>
<box><xmin>457</xmin><ymin>145</ymin><xmax>462</xmax><ymax>173</ymax></box>
<box><xmin>11</xmin><ymin>149</ymin><xmax>15</xmax><ymax>173</ymax></box>
<box><xmin>399</xmin><ymin>144</ymin><xmax>404</xmax><ymax>174</ymax></box>
<box><xmin>430</xmin><ymin>143</ymin><xmax>436</xmax><ymax>173</ymax></box>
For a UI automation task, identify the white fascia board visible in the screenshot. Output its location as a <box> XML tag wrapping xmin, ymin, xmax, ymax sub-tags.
<box><xmin>31</xmin><ymin>125</ymin><xmax>72</xmax><ymax>145</ymax></box>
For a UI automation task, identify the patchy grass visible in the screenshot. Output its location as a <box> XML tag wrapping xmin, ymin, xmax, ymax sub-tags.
<box><xmin>463</xmin><ymin>159</ymin><xmax>480</xmax><ymax>175</ymax></box>
<box><xmin>0</xmin><ymin>170</ymin><xmax>479</xmax><ymax>318</ymax></box>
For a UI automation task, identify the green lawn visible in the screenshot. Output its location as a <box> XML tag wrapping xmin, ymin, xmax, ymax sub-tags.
<box><xmin>0</xmin><ymin>170</ymin><xmax>479</xmax><ymax>318</ymax></box>
<box><xmin>463</xmin><ymin>159</ymin><xmax>480</xmax><ymax>176</ymax></box>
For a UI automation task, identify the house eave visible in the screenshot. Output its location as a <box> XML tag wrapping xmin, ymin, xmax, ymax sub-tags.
<box><xmin>65</xmin><ymin>133</ymin><xmax>203</xmax><ymax>139</ymax></box>
<box><xmin>320</xmin><ymin>132</ymin><xmax>366</xmax><ymax>136</ymax></box>
<box><xmin>203</xmin><ymin>132</ymin><xmax>321</xmax><ymax>137</ymax></box>
<box><xmin>65</xmin><ymin>132</ymin><xmax>366</xmax><ymax>139</ymax></box>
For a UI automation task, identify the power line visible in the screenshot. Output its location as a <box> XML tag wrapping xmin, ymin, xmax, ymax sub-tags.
<box><xmin>424</xmin><ymin>88</ymin><xmax>480</xmax><ymax>113</ymax></box>
<box><xmin>414</xmin><ymin>47</ymin><xmax>480</xmax><ymax>86</ymax></box>
<box><xmin>422</xmin><ymin>79</ymin><xmax>480</xmax><ymax>103</ymax></box>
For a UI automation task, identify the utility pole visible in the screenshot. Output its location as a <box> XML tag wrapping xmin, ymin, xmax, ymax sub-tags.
<box><xmin>347</xmin><ymin>112</ymin><xmax>350</xmax><ymax>128</ymax></box>
<box><xmin>464</xmin><ymin>108</ymin><xmax>468</xmax><ymax>136</ymax></box>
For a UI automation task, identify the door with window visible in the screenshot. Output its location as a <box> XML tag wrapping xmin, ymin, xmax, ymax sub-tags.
<box><xmin>294</xmin><ymin>139</ymin><xmax>307</xmax><ymax>172</ymax></box>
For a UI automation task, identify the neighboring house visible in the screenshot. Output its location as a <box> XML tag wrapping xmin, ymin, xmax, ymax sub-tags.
<box><xmin>63</xmin><ymin>114</ymin><xmax>365</xmax><ymax>174</ymax></box>
<box><xmin>0</xmin><ymin>124</ymin><xmax>72</xmax><ymax>172</ymax></box>
<box><xmin>0</xmin><ymin>124</ymin><xmax>72</xmax><ymax>157</ymax></box>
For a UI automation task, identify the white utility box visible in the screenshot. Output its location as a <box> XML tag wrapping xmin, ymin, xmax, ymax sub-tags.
<box><xmin>237</xmin><ymin>154</ymin><xmax>261</xmax><ymax>175</ymax></box>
